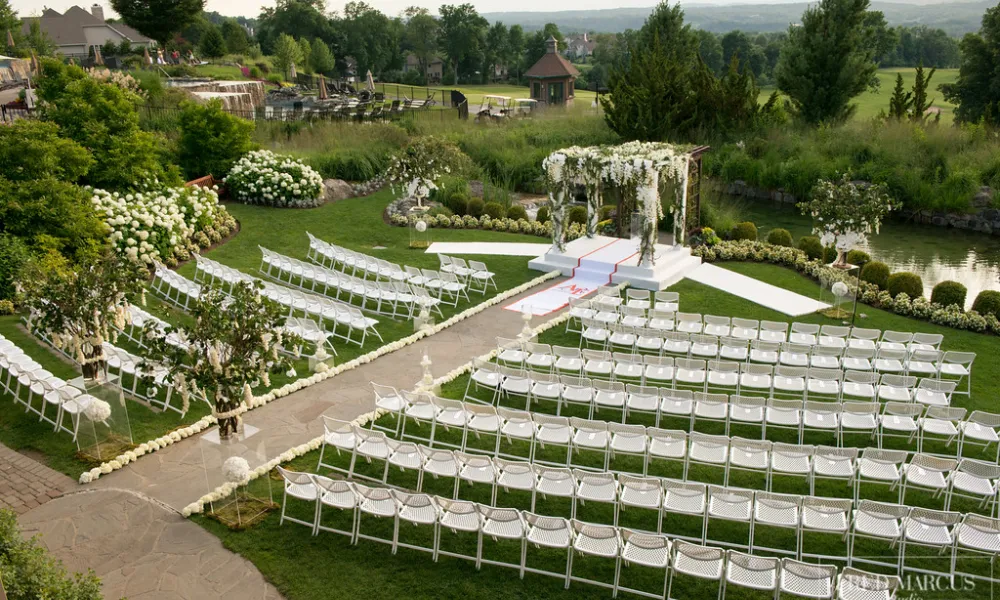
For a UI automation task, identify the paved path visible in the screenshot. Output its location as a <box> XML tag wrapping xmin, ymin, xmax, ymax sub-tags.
<box><xmin>19</xmin><ymin>488</ymin><xmax>282</xmax><ymax>600</ymax></box>
<box><xmin>92</xmin><ymin>277</ymin><xmax>566</xmax><ymax>511</ymax></box>
<box><xmin>0</xmin><ymin>442</ymin><xmax>75</xmax><ymax>514</ymax></box>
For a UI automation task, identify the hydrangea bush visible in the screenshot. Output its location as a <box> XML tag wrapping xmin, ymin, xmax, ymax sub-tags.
<box><xmin>91</xmin><ymin>185</ymin><xmax>235</xmax><ymax>267</ymax></box>
<box><xmin>225</xmin><ymin>150</ymin><xmax>324</xmax><ymax>208</ymax></box>
<box><xmin>694</xmin><ymin>240</ymin><xmax>1000</xmax><ymax>335</ymax></box>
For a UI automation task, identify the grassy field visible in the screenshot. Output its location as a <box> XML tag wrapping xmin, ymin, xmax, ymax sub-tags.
<box><xmin>197</xmin><ymin>261</ymin><xmax>998</xmax><ymax>600</ymax></box>
<box><xmin>760</xmin><ymin>67</ymin><xmax>960</xmax><ymax>123</ymax></box>
<box><xmin>0</xmin><ymin>189</ymin><xmax>543</xmax><ymax>478</ymax></box>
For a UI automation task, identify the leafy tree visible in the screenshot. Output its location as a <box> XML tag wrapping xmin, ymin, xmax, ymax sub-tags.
<box><xmin>402</xmin><ymin>6</ymin><xmax>438</xmax><ymax>78</ymax></box>
<box><xmin>695</xmin><ymin>30</ymin><xmax>723</xmax><ymax>74</ymax></box>
<box><xmin>484</xmin><ymin>21</ymin><xmax>508</xmax><ymax>82</ymax></box>
<box><xmin>116</xmin><ymin>38</ymin><xmax>133</xmax><ymax>55</ymax></box>
<box><xmin>272</xmin><ymin>33</ymin><xmax>304</xmax><ymax>79</ymax></box>
<box><xmin>636</xmin><ymin>1</ymin><xmax>696</xmax><ymax>57</ymax></box>
<box><xmin>140</xmin><ymin>281</ymin><xmax>301</xmax><ymax>439</ymax></box>
<box><xmin>0</xmin><ymin>234</ymin><xmax>29</xmax><ymax>301</ymax></box>
<box><xmin>298</xmin><ymin>36</ymin><xmax>312</xmax><ymax>72</ymax></box>
<box><xmin>338</xmin><ymin>1</ymin><xmax>401</xmax><ymax>77</ymax></box>
<box><xmin>507</xmin><ymin>24</ymin><xmax>525</xmax><ymax>78</ymax></box>
<box><xmin>110</xmin><ymin>0</ymin><xmax>206</xmax><ymax>47</ymax></box>
<box><xmin>199</xmin><ymin>24</ymin><xmax>227</xmax><ymax>58</ymax></box>
<box><xmin>220</xmin><ymin>18</ymin><xmax>250</xmax><ymax>54</ymax></box>
<box><xmin>941</xmin><ymin>5</ymin><xmax>1000</xmax><ymax>125</ymax></box>
<box><xmin>524</xmin><ymin>23</ymin><xmax>564</xmax><ymax>70</ymax></box>
<box><xmin>721</xmin><ymin>31</ymin><xmax>751</xmax><ymax>72</ymax></box>
<box><xmin>256</xmin><ymin>0</ymin><xmax>334</xmax><ymax>55</ymax></box>
<box><xmin>775</xmin><ymin>0</ymin><xmax>878</xmax><ymax>124</ymax></box>
<box><xmin>310</xmin><ymin>37</ymin><xmax>335</xmax><ymax>74</ymax></box>
<box><xmin>0</xmin><ymin>120</ymin><xmax>92</xmax><ymax>183</ymax></box>
<box><xmin>0</xmin><ymin>0</ymin><xmax>20</xmax><ymax>49</ymax></box>
<box><xmin>178</xmin><ymin>100</ymin><xmax>256</xmax><ymax>179</ymax></box>
<box><xmin>438</xmin><ymin>3</ymin><xmax>488</xmax><ymax>83</ymax></box>
<box><xmin>910</xmin><ymin>63</ymin><xmax>936</xmax><ymax>122</ymax></box>
<box><xmin>101</xmin><ymin>39</ymin><xmax>118</xmax><ymax>58</ymax></box>
<box><xmin>863</xmin><ymin>11</ymin><xmax>898</xmax><ymax>65</ymax></box>
<box><xmin>26</xmin><ymin>18</ymin><xmax>56</xmax><ymax>55</ymax></box>
<box><xmin>887</xmin><ymin>72</ymin><xmax>913</xmax><ymax>119</ymax></box>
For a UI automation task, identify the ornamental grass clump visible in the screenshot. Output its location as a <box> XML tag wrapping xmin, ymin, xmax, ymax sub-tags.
<box><xmin>225</xmin><ymin>150</ymin><xmax>324</xmax><ymax>208</ymax></box>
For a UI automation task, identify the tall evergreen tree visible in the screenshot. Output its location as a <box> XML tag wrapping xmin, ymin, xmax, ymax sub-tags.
<box><xmin>941</xmin><ymin>4</ymin><xmax>1000</xmax><ymax>124</ymax></box>
<box><xmin>198</xmin><ymin>24</ymin><xmax>227</xmax><ymax>58</ymax></box>
<box><xmin>910</xmin><ymin>64</ymin><xmax>936</xmax><ymax>122</ymax></box>
<box><xmin>887</xmin><ymin>73</ymin><xmax>913</xmax><ymax>119</ymax></box>
<box><xmin>774</xmin><ymin>0</ymin><xmax>878</xmax><ymax>124</ymax></box>
<box><xmin>220</xmin><ymin>19</ymin><xmax>249</xmax><ymax>55</ymax></box>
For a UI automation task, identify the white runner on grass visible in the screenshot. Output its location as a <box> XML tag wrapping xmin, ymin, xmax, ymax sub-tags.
<box><xmin>424</xmin><ymin>242</ymin><xmax>550</xmax><ymax>257</ymax></box>
<box><xmin>685</xmin><ymin>263</ymin><xmax>829</xmax><ymax>317</ymax></box>
<box><xmin>505</xmin><ymin>239</ymin><xmax>639</xmax><ymax>316</ymax></box>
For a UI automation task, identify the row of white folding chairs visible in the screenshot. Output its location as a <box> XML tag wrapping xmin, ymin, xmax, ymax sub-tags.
<box><xmin>118</xmin><ymin>305</ymin><xmax>190</xmax><ymax>353</ymax></box>
<box><xmin>101</xmin><ymin>343</ymin><xmax>190</xmax><ymax>414</ymax></box>
<box><xmin>400</xmin><ymin>266</ymin><xmax>469</xmax><ymax>306</ymax></box>
<box><xmin>279</xmin><ymin>468</ymin><xmax>906</xmax><ymax>598</ymax></box>
<box><xmin>306</xmin><ymin>232</ymin><xmax>409</xmax><ymax>282</ymax></box>
<box><xmin>0</xmin><ymin>336</ymin><xmax>95</xmax><ymax>440</ymax></box>
<box><xmin>259</xmin><ymin>246</ymin><xmax>440</xmax><ymax>319</ymax></box>
<box><xmin>498</xmin><ymin>342</ymin><xmax>970</xmax><ymax>400</ymax></box>
<box><xmin>363</xmin><ymin>390</ymin><xmax>1000</xmax><ymax>501</ymax></box>
<box><xmin>436</xmin><ymin>255</ymin><xmax>497</xmax><ymax>294</ymax></box>
<box><xmin>469</xmin><ymin>359</ymin><xmax>956</xmax><ymax>410</ymax></box>
<box><xmin>570</xmin><ymin>307</ymin><xmax>944</xmax><ymax>352</ymax></box>
<box><xmin>194</xmin><ymin>257</ymin><xmax>382</xmax><ymax>347</ymax></box>
<box><xmin>568</xmin><ymin>287</ymin><xmax>679</xmax><ymax>312</ymax></box>
<box><xmin>150</xmin><ymin>264</ymin><xmax>203</xmax><ymax>311</ymax></box>
<box><xmin>313</xmin><ymin>426</ymin><xmax>1000</xmax><ymax>581</ymax></box>
<box><xmin>282</xmin><ymin>316</ymin><xmax>339</xmax><ymax>357</ymax></box>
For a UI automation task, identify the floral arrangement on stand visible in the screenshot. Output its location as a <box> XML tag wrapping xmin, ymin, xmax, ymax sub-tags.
<box><xmin>225</xmin><ymin>150</ymin><xmax>324</xmax><ymax>208</ymax></box>
<box><xmin>797</xmin><ymin>174</ymin><xmax>897</xmax><ymax>268</ymax></box>
<box><xmin>91</xmin><ymin>184</ymin><xmax>234</xmax><ymax>267</ymax></box>
<box><xmin>693</xmin><ymin>240</ymin><xmax>1000</xmax><ymax>334</ymax></box>
<box><xmin>384</xmin><ymin>137</ymin><xmax>471</xmax><ymax>209</ymax></box>
<box><xmin>179</xmin><ymin>275</ymin><xmax>602</xmax><ymax>518</ymax></box>
<box><xmin>78</xmin><ymin>270</ymin><xmax>562</xmax><ymax>484</ymax></box>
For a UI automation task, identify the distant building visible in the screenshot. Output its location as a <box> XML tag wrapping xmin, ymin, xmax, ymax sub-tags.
<box><xmin>564</xmin><ymin>32</ymin><xmax>596</xmax><ymax>61</ymax></box>
<box><xmin>403</xmin><ymin>53</ymin><xmax>443</xmax><ymax>83</ymax></box>
<box><xmin>21</xmin><ymin>4</ymin><xmax>154</xmax><ymax>56</ymax></box>
<box><xmin>525</xmin><ymin>36</ymin><xmax>579</xmax><ymax>105</ymax></box>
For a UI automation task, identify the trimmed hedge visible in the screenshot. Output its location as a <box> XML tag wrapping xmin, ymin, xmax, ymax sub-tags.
<box><xmin>483</xmin><ymin>202</ymin><xmax>506</xmax><ymax>219</ymax></box>
<box><xmin>765</xmin><ymin>228</ymin><xmax>793</xmax><ymax>247</ymax></box>
<box><xmin>846</xmin><ymin>250</ymin><xmax>871</xmax><ymax>267</ymax></box>
<box><xmin>568</xmin><ymin>205</ymin><xmax>588</xmax><ymax>226</ymax></box>
<box><xmin>972</xmin><ymin>290</ymin><xmax>1000</xmax><ymax>319</ymax></box>
<box><xmin>446</xmin><ymin>191</ymin><xmax>469</xmax><ymax>216</ymax></box>
<box><xmin>536</xmin><ymin>205</ymin><xmax>551</xmax><ymax>224</ymax></box>
<box><xmin>887</xmin><ymin>272</ymin><xmax>924</xmax><ymax>299</ymax></box>
<box><xmin>797</xmin><ymin>236</ymin><xmax>823</xmax><ymax>260</ymax></box>
<box><xmin>860</xmin><ymin>261</ymin><xmax>891</xmax><ymax>289</ymax></box>
<box><xmin>507</xmin><ymin>204</ymin><xmax>528</xmax><ymax>221</ymax></box>
<box><xmin>466</xmin><ymin>198</ymin><xmax>485</xmax><ymax>218</ymax></box>
<box><xmin>599</xmin><ymin>204</ymin><xmax>616</xmax><ymax>221</ymax></box>
<box><xmin>930</xmin><ymin>281</ymin><xmax>968</xmax><ymax>308</ymax></box>
<box><xmin>730</xmin><ymin>221</ymin><xmax>758</xmax><ymax>241</ymax></box>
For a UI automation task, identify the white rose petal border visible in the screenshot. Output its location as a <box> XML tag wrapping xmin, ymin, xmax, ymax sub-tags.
<box><xmin>78</xmin><ymin>270</ymin><xmax>561</xmax><ymax>484</ymax></box>
<box><xmin>178</xmin><ymin>282</ymin><xmax>626</xmax><ymax>518</ymax></box>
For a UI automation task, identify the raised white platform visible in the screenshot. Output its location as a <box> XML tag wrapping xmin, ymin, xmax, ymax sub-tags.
<box><xmin>687</xmin><ymin>263</ymin><xmax>829</xmax><ymax>317</ymax></box>
<box><xmin>527</xmin><ymin>235</ymin><xmax>703</xmax><ymax>291</ymax></box>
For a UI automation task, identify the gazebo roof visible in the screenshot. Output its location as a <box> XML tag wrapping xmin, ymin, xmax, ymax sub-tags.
<box><xmin>525</xmin><ymin>42</ymin><xmax>580</xmax><ymax>79</ymax></box>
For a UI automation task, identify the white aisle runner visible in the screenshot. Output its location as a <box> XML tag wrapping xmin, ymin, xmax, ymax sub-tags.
<box><xmin>686</xmin><ymin>263</ymin><xmax>829</xmax><ymax>317</ymax></box>
<box><xmin>424</xmin><ymin>241</ymin><xmax>551</xmax><ymax>257</ymax></box>
<box><xmin>505</xmin><ymin>239</ymin><xmax>638</xmax><ymax>316</ymax></box>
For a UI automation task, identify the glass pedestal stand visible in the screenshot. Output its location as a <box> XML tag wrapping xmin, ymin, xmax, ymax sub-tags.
<box><xmin>409</xmin><ymin>213</ymin><xmax>431</xmax><ymax>249</ymax></box>
<box><xmin>73</xmin><ymin>374</ymin><xmax>134</xmax><ymax>463</ymax></box>
<box><xmin>199</xmin><ymin>424</ymin><xmax>275</xmax><ymax>529</ymax></box>
<box><xmin>818</xmin><ymin>262</ymin><xmax>861</xmax><ymax>324</ymax></box>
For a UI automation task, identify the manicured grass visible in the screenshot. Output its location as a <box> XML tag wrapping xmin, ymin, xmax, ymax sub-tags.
<box><xmin>0</xmin><ymin>189</ymin><xmax>543</xmax><ymax>478</ymax></box>
<box><xmin>195</xmin><ymin>261</ymin><xmax>997</xmax><ymax>600</ymax></box>
<box><xmin>760</xmin><ymin>67</ymin><xmax>959</xmax><ymax>123</ymax></box>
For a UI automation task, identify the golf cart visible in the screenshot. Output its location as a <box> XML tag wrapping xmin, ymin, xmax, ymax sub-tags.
<box><xmin>475</xmin><ymin>95</ymin><xmax>512</xmax><ymax>121</ymax></box>
<box><xmin>513</xmin><ymin>98</ymin><xmax>538</xmax><ymax>117</ymax></box>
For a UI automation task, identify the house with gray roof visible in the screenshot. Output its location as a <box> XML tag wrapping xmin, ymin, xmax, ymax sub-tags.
<box><xmin>21</xmin><ymin>4</ymin><xmax>154</xmax><ymax>57</ymax></box>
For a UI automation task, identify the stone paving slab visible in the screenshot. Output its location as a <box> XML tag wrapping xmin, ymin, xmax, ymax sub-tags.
<box><xmin>19</xmin><ymin>488</ymin><xmax>282</xmax><ymax>600</ymax></box>
<box><xmin>0</xmin><ymin>442</ymin><xmax>75</xmax><ymax>514</ymax></box>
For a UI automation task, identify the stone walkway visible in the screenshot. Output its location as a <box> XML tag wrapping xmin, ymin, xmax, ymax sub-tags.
<box><xmin>19</xmin><ymin>488</ymin><xmax>282</xmax><ymax>600</ymax></box>
<box><xmin>93</xmin><ymin>278</ymin><xmax>564</xmax><ymax>511</ymax></box>
<box><xmin>0</xmin><ymin>442</ymin><xmax>75</xmax><ymax>514</ymax></box>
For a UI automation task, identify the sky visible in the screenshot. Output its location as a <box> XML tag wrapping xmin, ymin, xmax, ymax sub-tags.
<box><xmin>15</xmin><ymin>0</ymin><xmax>813</xmax><ymax>20</ymax></box>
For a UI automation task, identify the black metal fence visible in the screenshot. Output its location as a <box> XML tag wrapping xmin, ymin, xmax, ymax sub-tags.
<box><xmin>0</xmin><ymin>105</ymin><xmax>34</xmax><ymax>123</ymax></box>
<box><xmin>138</xmin><ymin>101</ymin><xmax>462</xmax><ymax>125</ymax></box>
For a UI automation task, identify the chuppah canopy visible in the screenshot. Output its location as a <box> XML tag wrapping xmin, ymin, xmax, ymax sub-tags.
<box><xmin>542</xmin><ymin>142</ymin><xmax>699</xmax><ymax>267</ymax></box>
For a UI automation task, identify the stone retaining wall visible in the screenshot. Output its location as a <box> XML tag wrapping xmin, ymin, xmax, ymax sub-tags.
<box><xmin>712</xmin><ymin>180</ymin><xmax>1000</xmax><ymax>235</ymax></box>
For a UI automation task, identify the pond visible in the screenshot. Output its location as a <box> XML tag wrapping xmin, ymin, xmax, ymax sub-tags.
<box><xmin>707</xmin><ymin>192</ymin><xmax>1000</xmax><ymax>309</ymax></box>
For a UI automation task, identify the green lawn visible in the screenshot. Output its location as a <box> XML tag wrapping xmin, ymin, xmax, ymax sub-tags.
<box><xmin>760</xmin><ymin>67</ymin><xmax>960</xmax><ymax>123</ymax></box>
<box><xmin>196</xmin><ymin>261</ymin><xmax>998</xmax><ymax>600</ymax></box>
<box><xmin>0</xmin><ymin>189</ymin><xmax>542</xmax><ymax>478</ymax></box>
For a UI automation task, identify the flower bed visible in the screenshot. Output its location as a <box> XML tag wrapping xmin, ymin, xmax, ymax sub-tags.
<box><xmin>91</xmin><ymin>185</ymin><xmax>235</xmax><ymax>267</ymax></box>
<box><xmin>389</xmin><ymin>211</ymin><xmax>589</xmax><ymax>240</ymax></box>
<box><xmin>225</xmin><ymin>150</ymin><xmax>324</xmax><ymax>208</ymax></box>
<box><xmin>693</xmin><ymin>240</ymin><xmax>1000</xmax><ymax>335</ymax></box>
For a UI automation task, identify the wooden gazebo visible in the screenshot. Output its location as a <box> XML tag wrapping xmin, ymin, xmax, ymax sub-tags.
<box><xmin>525</xmin><ymin>37</ymin><xmax>579</xmax><ymax>106</ymax></box>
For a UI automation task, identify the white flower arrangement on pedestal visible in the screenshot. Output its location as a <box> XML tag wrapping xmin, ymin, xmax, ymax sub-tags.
<box><xmin>91</xmin><ymin>185</ymin><xmax>233</xmax><ymax>266</ymax></box>
<box><xmin>222</xmin><ymin>456</ymin><xmax>252</xmax><ymax>485</ymax></box>
<box><xmin>225</xmin><ymin>150</ymin><xmax>324</xmax><ymax>208</ymax></box>
<box><xmin>77</xmin><ymin>270</ymin><xmax>562</xmax><ymax>485</ymax></box>
<box><xmin>84</xmin><ymin>399</ymin><xmax>112</xmax><ymax>423</ymax></box>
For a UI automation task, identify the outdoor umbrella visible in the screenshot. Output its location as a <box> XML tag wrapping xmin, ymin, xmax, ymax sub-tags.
<box><xmin>94</xmin><ymin>45</ymin><xmax>104</xmax><ymax>66</ymax></box>
<box><xmin>30</xmin><ymin>51</ymin><xmax>39</xmax><ymax>74</ymax></box>
<box><xmin>143</xmin><ymin>47</ymin><xmax>152</xmax><ymax>66</ymax></box>
<box><xmin>365</xmin><ymin>69</ymin><xmax>375</xmax><ymax>92</ymax></box>
<box><xmin>68</xmin><ymin>57</ymin><xmax>75</xmax><ymax>66</ymax></box>
<box><xmin>317</xmin><ymin>74</ymin><xmax>328</xmax><ymax>99</ymax></box>
<box><xmin>5</xmin><ymin>29</ymin><xmax>13</xmax><ymax>48</ymax></box>
<box><xmin>289</xmin><ymin>62</ymin><xmax>297</xmax><ymax>80</ymax></box>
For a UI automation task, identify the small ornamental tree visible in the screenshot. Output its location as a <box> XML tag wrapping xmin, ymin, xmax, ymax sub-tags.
<box><xmin>797</xmin><ymin>173</ymin><xmax>897</xmax><ymax>268</ymax></box>
<box><xmin>384</xmin><ymin>137</ymin><xmax>471</xmax><ymax>208</ymax></box>
<box><xmin>19</xmin><ymin>251</ymin><xmax>145</xmax><ymax>382</ymax></box>
<box><xmin>140</xmin><ymin>280</ymin><xmax>300</xmax><ymax>439</ymax></box>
